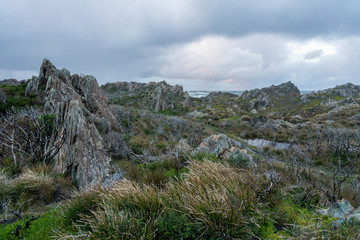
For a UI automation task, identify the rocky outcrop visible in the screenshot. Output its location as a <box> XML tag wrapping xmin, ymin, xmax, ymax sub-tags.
<box><xmin>192</xmin><ymin>134</ymin><xmax>255</xmax><ymax>166</ymax></box>
<box><xmin>101</xmin><ymin>81</ymin><xmax>190</xmax><ymax>112</ymax></box>
<box><xmin>0</xmin><ymin>88</ymin><xmax>6</xmax><ymax>103</ymax></box>
<box><xmin>317</xmin><ymin>199</ymin><xmax>360</xmax><ymax>226</ymax></box>
<box><xmin>301</xmin><ymin>83</ymin><xmax>360</xmax><ymax>107</ymax></box>
<box><xmin>304</xmin><ymin>83</ymin><xmax>360</xmax><ymax>100</ymax></box>
<box><xmin>26</xmin><ymin>59</ymin><xmax>119</xmax><ymax>189</ymax></box>
<box><xmin>240</xmin><ymin>81</ymin><xmax>300</xmax><ymax>110</ymax></box>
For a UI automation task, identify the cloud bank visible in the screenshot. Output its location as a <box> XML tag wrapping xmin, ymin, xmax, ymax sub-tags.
<box><xmin>0</xmin><ymin>0</ymin><xmax>360</xmax><ymax>90</ymax></box>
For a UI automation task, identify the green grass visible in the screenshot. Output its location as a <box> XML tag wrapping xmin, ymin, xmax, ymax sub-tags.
<box><xmin>0</xmin><ymin>209</ymin><xmax>62</xmax><ymax>240</ymax></box>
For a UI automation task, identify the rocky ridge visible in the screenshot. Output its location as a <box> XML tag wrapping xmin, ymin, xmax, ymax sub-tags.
<box><xmin>26</xmin><ymin>59</ymin><xmax>119</xmax><ymax>189</ymax></box>
<box><xmin>240</xmin><ymin>81</ymin><xmax>300</xmax><ymax>110</ymax></box>
<box><xmin>301</xmin><ymin>83</ymin><xmax>360</xmax><ymax>108</ymax></box>
<box><xmin>101</xmin><ymin>81</ymin><xmax>190</xmax><ymax>112</ymax></box>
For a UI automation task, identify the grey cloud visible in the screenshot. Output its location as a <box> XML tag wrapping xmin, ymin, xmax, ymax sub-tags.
<box><xmin>304</xmin><ymin>50</ymin><xmax>323</xmax><ymax>60</ymax></box>
<box><xmin>0</xmin><ymin>0</ymin><xmax>360</xmax><ymax>90</ymax></box>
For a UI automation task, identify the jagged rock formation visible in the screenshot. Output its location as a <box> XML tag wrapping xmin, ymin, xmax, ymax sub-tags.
<box><xmin>192</xmin><ymin>134</ymin><xmax>255</xmax><ymax>166</ymax></box>
<box><xmin>0</xmin><ymin>88</ymin><xmax>6</xmax><ymax>103</ymax></box>
<box><xmin>26</xmin><ymin>59</ymin><xmax>119</xmax><ymax>189</ymax></box>
<box><xmin>240</xmin><ymin>81</ymin><xmax>300</xmax><ymax>110</ymax></box>
<box><xmin>101</xmin><ymin>81</ymin><xmax>190</xmax><ymax>112</ymax></box>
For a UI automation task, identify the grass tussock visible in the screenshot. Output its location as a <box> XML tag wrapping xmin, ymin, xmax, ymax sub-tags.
<box><xmin>59</xmin><ymin>160</ymin><xmax>257</xmax><ymax>239</ymax></box>
<box><xmin>0</xmin><ymin>165</ymin><xmax>74</xmax><ymax>212</ymax></box>
<box><xmin>166</xmin><ymin>160</ymin><xmax>256</xmax><ymax>237</ymax></box>
<box><xmin>15</xmin><ymin>166</ymin><xmax>56</xmax><ymax>203</ymax></box>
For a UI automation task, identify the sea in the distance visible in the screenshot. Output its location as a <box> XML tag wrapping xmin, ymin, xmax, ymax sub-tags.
<box><xmin>187</xmin><ymin>91</ymin><xmax>312</xmax><ymax>98</ymax></box>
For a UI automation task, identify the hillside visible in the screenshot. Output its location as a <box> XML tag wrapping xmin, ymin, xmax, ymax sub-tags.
<box><xmin>1</xmin><ymin>59</ymin><xmax>360</xmax><ymax>239</ymax></box>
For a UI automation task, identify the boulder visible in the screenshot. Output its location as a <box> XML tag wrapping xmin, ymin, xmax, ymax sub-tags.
<box><xmin>316</xmin><ymin>199</ymin><xmax>360</xmax><ymax>226</ymax></box>
<box><xmin>223</xmin><ymin>147</ymin><xmax>254</xmax><ymax>166</ymax></box>
<box><xmin>192</xmin><ymin>134</ymin><xmax>255</xmax><ymax>166</ymax></box>
<box><xmin>26</xmin><ymin>59</ymin><xmax>119</xmax><ymax>189</ymax></box>
<box><xmin>327</xmin><ymin>200</ymin><xmax>354</xmax><ymax>218</ymax></box>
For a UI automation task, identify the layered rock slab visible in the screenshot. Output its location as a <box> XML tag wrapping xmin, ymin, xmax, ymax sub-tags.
<box><xmin>26</xmin><ymin>59</ymin><xmax>119</xmax><ymax>189</ymax></box>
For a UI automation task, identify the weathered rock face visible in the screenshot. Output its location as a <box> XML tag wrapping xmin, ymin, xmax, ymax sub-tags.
<box><xmin>101</xmin><ymin>81</ymin><xmax>190</xmax><ymax>112</ymax></box>
<box><xmin>0</xmin><ymin>88</ymin><xmax>6</xmax><ymax>103</ymax></box>
<box><xmin>26</xmin><ymin>59</ymin><xmax>119</xmax><ymax>189</ymax></box>
<box><xmin>240</xmin><ymin>81</ymin><xmax>300</xmax><ymax>110</ymax></box>
<box><xmin>192</xmin><ymin>134</ymin><xmax>255</xmax><ymax>166</ymax></box>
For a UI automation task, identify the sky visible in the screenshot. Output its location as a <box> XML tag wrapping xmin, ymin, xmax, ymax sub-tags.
<box><xmin>1</xmin><ymin>0</ymin><xmax>360</xmax><ymax>91</ymax></box>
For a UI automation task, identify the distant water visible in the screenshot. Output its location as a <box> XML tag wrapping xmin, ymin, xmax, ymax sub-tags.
<box><xmin>187</xmin><ymin>91</ymin><xmax>243</xmax><ymax>98</ymax></box>
<box><xmin>188</xmin><ymin>90</ymin><xmax>312</xmax><ymax>98</ymax></box>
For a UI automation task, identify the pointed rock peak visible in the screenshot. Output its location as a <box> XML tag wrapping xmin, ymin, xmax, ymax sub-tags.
<box><xmin>26</xmin><ymin>58</ymin><xmax>59</xmax><ymax>94</ymax></box>
<box><xmin>39</xmin><ymin>59</ymin><xmax>59</xmax><ymax>82</ymax></box>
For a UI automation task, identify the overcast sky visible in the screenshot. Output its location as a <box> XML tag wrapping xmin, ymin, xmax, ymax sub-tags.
<box><xmin>1</xmin><ymin>0</ymin><xmax>360</xmax><ymax>91</ymax></box>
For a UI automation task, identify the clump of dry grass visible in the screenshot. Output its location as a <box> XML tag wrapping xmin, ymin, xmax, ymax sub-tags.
<box><xmin>166</xmin><ymin>160</ymin><xmax>256</xmax><ymax>237</ymax></box>
<box><xmin>0</xmin><ymin>169</ymin><xmax>9</xmax><ymax>183</ymax></box>
<box><xmin>0</xmin><ymin>169</ymin><xmax>10</xmax><ymax>197</ymax></box>
<box><xmin>60</xmin><ymin>160</ymin><xmax>257</xmax><ymax>239</ymax></box>
<box><xmin>0</xmin><ymin>165</ymin><xmax>73</xmax><ymax>208</ymax></box>
<box><xmin>14</xmin><ymin>165</ymin><xmax>56</xmax><ymax>203</ymax></box>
